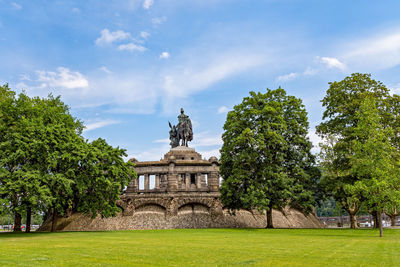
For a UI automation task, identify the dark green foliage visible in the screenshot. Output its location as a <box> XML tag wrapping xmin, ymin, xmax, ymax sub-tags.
<box><xmin>220</xmin><ymin>88</ymin><xmax>318</xmax><ymax>227</ymax></box>
<box><xmin>0</xmin><ymin>84</ymin><xmax>136</xmax><ymax>231</ymax></box>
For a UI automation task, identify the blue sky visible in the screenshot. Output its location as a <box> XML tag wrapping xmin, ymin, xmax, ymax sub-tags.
<box><xmin>1</xmin><ymin>0</ymin><xmax>400</xmax><ymax>161</ymax></box>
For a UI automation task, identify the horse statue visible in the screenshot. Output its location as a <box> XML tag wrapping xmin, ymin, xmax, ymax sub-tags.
<box><xmin>168</xmin><ymin>108</ymin><xmax>193</xmax><ymax>148</ymax></box>
<box><xmin>168</xmin><ymin>122</ymin><xmax>179</xmax><ymax>148</ymax></box>
<box><xmin>177</xmin><ymin>108</ymin><xmax>193</xmax><ymax>147</ymax></box>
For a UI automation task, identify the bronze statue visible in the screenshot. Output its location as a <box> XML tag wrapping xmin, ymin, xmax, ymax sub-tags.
<box><xmin>169</xmin><ymin>108</ymin><xmax>193</xmax><ymax>148</ymax></box>
<box><xmin>168</xmin><ymin>122</ymin><xmax>179</xmax><ymax>148</ymax></box>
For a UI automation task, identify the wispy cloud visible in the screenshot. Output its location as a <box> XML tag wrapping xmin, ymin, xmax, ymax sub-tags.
<box><xmin>192</xmin><ymin>131</ymin><xmax>222</xmax><ymax>147</ymax></box>
<box><xmin>217</xmin><ymin>106</ymin><xmax>229</xmax><ymax>114</ymax></box>
<box><xmin>140</xmin><ymin>31</ymin><xmax>150</xmax><ymax>39</ymax></box>
<box><xmin>275</xmin><ymin>72</ymin><xmax>298</xmax><ymax>82</ymax></box>
<box><xmin>95</xmin><ymin>29</ymin><xmax>131</xmax><ymax>46</ymax></box>
<box><xmin>84</xmin><ymin>120</ymin><xmax>120</xmax><ymax>132</ymax></box>
<box><xmin>36</xmin><ymin>67</ymin><xmax>88</xmax><ymax>89</ymax></box>
<box><xmin>343</xmin><ymin>29</ymin><xmax>400</xmax><ymax>70</ymax></box>
<box><xmin>153</xmin><ymin>138</ymin><xmax>169</xmax><ymax>144</ymax></box>
<box><xmin>303</xmin><ymin>67</ymin><xmax>318</xmax><ymax>76</ymax></box>
<box><xmin>142</xmin><ymin>0</ymin><xmax>154</xmax><ymax>9</ymax></box>
<box><xmin>99</xmin><ymin>66</ymin><xmax>112</xmax><ymax>74</ymax></box>
<box><xmin>118</xmin><ymin>43</ymin><xmax>147</xmax><ymax>52</ymax></box>
<box><xmin>72</xmin><ymin>7</ymin><xmax>80</xmax><ymax>13</ymax></box>
<box><xmin>159</xmin><ymin>52</ymin><xmax>170</xmax><ymax>59</ymax></box>
<box><xmin>11</xmin><ymin>2</ymin><xmax>22</xmax><ymax>10</ymax></box>
<box><xmin>152</xmin><ymin>16</ymin><xmax>167</xmax><ymax>26</ymax></box>
<box><xmin>319</xmin><ymin>57</ymin><xmax>346</xmax><ymax>71</ymax></box>
<box><xmin>162</xmin><ymin>52</ymin><xmax>264</xmax><ymax>100</ymax></box>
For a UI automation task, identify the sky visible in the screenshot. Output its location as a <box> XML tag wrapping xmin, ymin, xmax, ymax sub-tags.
<box><xmin>1</xmin><ymin>0</ymin><xmax>400</xmax><ymax>161</ymax></box>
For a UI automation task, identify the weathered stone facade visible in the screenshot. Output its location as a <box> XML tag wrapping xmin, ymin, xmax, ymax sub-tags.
<box><xmin>40</xmin><ymin>147</ymin><xmax>322</xmax><ymax>231</ymax></box>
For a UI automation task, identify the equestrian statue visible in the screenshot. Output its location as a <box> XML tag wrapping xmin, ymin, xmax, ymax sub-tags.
<box><xmin>168</xmin><ymin>108</ymin><xmax>193</xmax><ymax>148</ymax></box>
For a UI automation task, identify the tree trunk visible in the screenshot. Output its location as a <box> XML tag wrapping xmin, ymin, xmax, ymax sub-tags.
<box><xmin>51</xmin><ymin>207</ymin><xmax>58</xmax><ymax>232</ymax></box>
<box><xmin>266</xmin><ymin>208</ymin><xmax>274</xmax><ymax>228</ymax></box>
<box><xmin>372</xmin><ymin>211</ymin><xmax>380</xmax><ymax>229</ymax></box>
<box><xmin>390</xmin><ymin>215</ymin><xmax>396</xmax><ymax>226</ymax></box>
<box><xmin>378</xmin><ymin>211</ymin><xmax>383</xmax><ymax>237</ymax></box>
<box><xmin>26</xmin><ymin>206</ymin><xmax>32</xmax><ymax>233</ymax></box>
<box><xmin>349</xmin><ymin>212</ymin><xmax>358</xmax><ymax>229</ymax></box>
<box><xmin>14</xmin><ymin>212</ymin><xmax>22</xmax><ymax>232</ymax></box>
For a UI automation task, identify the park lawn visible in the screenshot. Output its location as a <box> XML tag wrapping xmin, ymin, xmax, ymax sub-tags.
<box><xmin>0</xmin><ymin>228</ymin><xmax>399</xmax><ymax>266</ymax></box>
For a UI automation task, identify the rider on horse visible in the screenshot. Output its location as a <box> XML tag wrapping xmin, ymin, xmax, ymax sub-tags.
<box><xmin>177</xmin><ymin>108</ymin><xmax>193</xmax><ymax>146</ymax></box>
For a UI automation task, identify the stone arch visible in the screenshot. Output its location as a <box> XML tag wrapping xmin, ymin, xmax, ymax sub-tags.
<box><xmin>133</xmin><ymin>198</ymin><xmax>169</xmax><ymax>210</ymax></box>
<box><xmin>177</xmin><ymin>202</ymin><xmax>210</xmax><ymax>215</ymax></box>
<box><xmin>176</xmin><ymin>197</ymin><xmax>212</xmax><ymax>210</ymax></box>
<box><xmin>135</xmin><ymin>203</ymin><xmax>167</xmax><ymax>214</ymax></box>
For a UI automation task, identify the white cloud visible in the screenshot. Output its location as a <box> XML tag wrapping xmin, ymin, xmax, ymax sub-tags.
<box><xmin>275</xmin><ymin>72</ymin><xmax>298</xmax><ymax>82</ymax></box>
<box><xmin>118</xmin><ymin>43</ymin><xmax>147</xmax><ymax>52</ymax></box>
<box><xmin>19</xmin><ymin>74</ymin><xmax>31</xmax><ymax>81</ymax></box>
<box><xmin>143</xmin><ymin>0</ymin><xmax>154</xmax><ymax>9</ymax></box>
<box><xmin>196</xmin><ymin>148</ymin><xmax>220</xmax><ymax>160</ymax></box>
<box><xmin>192</xmin><ymin>131</ymin><xmax>223</xmax><ymax>147</ymax></box>
<box><xmin>11</xmin><ymin>2</ymin><xmax>21</xmax><ymax>9</ymax></box>
<box><xmin>153</xmin><ymin>138</ymin><xmax>170</xmax><ymax>144</ymax></box>
<box><xmin>343</xmin><ymin>30</ymin><xmax>400</xmax><ymax>70</ymax></box>
<box><xmin>320</xmin><ymin>57</ymin><xmax>346</xmax><ymax>71</ymax></box>
<box><xmin>129</xmin><ymin>143</ymin><xmax>170</xmax><ymax>161</ymax></box>
<box><xmin>140</xmin><ymin>31</ymin><xmax>150</xmax><ymax>39</ymax></box>
<box><xmin>72</xmin><ymin>7</ymin><xmax>80</xmax><ymax>13</ymax></box>
<box><xmin>95</xmin><ymin>29</ymin><xmax>131</xmax><ymax>46</ymax></box>
<box><xmin>303</xmin><ymin>67</ymin><xmax>318</xmax><ymax>76</ymax></box>
<box><xmin>99</xmin><ymin>66</ymin><xmax>112</xmax><ymax>74</ymax></box>
<box><xmin>162</xmin><ymin>52</ymin><xmax>264</xmax><ymax>100</ymax></box>
<box><xmin>84</xmin><ymin>120</ymin><xmax>120</xmax><ymax>132</ymax></box>
<box><xmin>36</xmin><ymin>67</ymin><xmax>89</xmax><ymax>89</ymax></box>
<box><xmin>152</xmin><ymin>16</ymin><xmax>167</xmax><ymax>26</ymax></box>
<box><xmin>217</xmin><ymin>106</ymin><xmax>229</xmax><ymax>114</ymax></box>
<box><xmin>159</xmin><ymin>52</ymin><xmax>170</xmax><ymax>59</ymax></box>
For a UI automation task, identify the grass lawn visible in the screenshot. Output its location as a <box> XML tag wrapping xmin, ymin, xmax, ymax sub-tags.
<box><xmin>0</xmin><ymin>228</ymin><xmax>399</xmax><ymax>266</ymax></box>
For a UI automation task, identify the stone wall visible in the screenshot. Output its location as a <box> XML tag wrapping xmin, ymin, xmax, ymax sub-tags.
<box><xmin>39</xmin><ymin>194</ymin><xmax>322</xmax><ymax>231</ymax></box>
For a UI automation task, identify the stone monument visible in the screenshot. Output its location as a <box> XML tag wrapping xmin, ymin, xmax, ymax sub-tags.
<box><xmin>38</xmin><ymin>109</ymin><xmax>322</xmax><ymax>231</ymax></box>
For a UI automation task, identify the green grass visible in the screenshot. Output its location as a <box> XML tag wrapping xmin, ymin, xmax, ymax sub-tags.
<box><xmin>0</xmin><ymin>228</ymin><xmax>399</xmax><ymax>266</ymax></box>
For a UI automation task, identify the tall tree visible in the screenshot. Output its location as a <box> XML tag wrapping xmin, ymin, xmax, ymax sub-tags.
<box><xmin>347</xmin><ymin>97</ymin><xmax>400</xmax><ymax>237</ymax></box>
<box><xmin>0</xmin><ymin>85</ymin><xmax>135</xmax><ymax>232</ymax></box>
<box><xmin>220</xmin><ymin>88</ymin><xmax>317</xmax><ymax>228</ymax></box>
<box><xmin>317</xmin><ymin>73</ymin><xmax>393</xmax><ymax>228</ymax></box>
<box><xmin>0</xmin><ymin>89</ymin><xmax>51</xmax><ymax>232</ymax></box>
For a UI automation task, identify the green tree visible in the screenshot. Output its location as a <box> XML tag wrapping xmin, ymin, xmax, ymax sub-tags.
<box><xmin>347</xmin><ymin>97</ymin><xmax>400</xmax><ymax>237</ymax></box>
<box><xmin>0</xmin><ymin>85</ymin><xmax>135</xmax><ymax>232</ymax></box>
<box><xmin>0</xmin><ymin>90</ymin><xmax>51</xmax><ymax>232</ymax></box>
<box><xmin>220</xmin><ymin>88</ymin><xmax>317</xmax><ymax>228</ymax></box>
<box><xmin>73</xmin><ymin>138</ymin><xmax>135</xmax><ymax>219</ymax></box>
<box><xmin>317</xmin><ymin>73</ymin><xmax>394</xmax><ymax>228</ymax></box>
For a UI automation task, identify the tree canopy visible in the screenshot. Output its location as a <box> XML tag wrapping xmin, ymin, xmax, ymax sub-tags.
<box><xmin>220</xmin><ymin>88</ymin><xmax>319</xmax><ymax>228</ymax></box>
<box><xmin>317</xmin><ymin>73</ymin><xmax>400</xmax><ymax>233</ymax></box>
<box><xmin>0</xmin><ymin>84</ymin><xmax>135</xmax><ymax>232</ymax></box>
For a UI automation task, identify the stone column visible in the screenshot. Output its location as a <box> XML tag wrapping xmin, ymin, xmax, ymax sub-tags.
<box><xmin>201</xmin><ymin>173</ymin><xmax>207</xmax><ymax>188</ymax></box>
<box><xmin>209</xmin><ymin>171</ymin><xmax>219</xmax><ymax>192</ymax></box>
<box><xmin>132</xmin><ymin>176</ymin><xmax>138</xmax><ymax>191</ymax></box>
<box><xmin>144</xmin><ymin>174</ymin><xmax>149</xmax><ymax>190</ymax></box>
<box><xmin>196</xmin><ymin>172</ymin><xmax>201</xmax><ymax>189</ymax></box>
<box><xmin>168</xmin><ymin>159</ymin><xmax>178</xmax><ymax>191</ymax></box>
<box><xmin>185</xmin><ymin>173</ymin><xmax>191</xmax><ymax>189</ymax></box>
<box><xmin>155</xmin><ymin>174</ymin><xmax>160</xmax><ymax>189</ymax></box>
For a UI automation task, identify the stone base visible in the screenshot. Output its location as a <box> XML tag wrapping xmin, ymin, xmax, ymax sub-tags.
<box><xmin>38</xmin><ymin>193</ymin><xmax>322</xmax><ymax>231</ymax></box>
